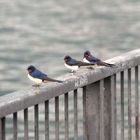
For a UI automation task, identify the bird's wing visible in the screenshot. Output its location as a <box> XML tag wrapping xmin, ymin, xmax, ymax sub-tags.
<box><xmin>87</xmin><ymin>56</ymin><xmax>115</xmax><ymax>67</ymax></box>
<box><xmin>87</xmin><ymin>56</ymin><xmax>101</xmax><ymax>62</ymax></box>
<box><xmin>90</xmin><ymin>57</ymin><xmax>114</xmax><ymax>67</ymax></box>
<box><xmin>77</xmin><ymin>61</ymin><xmax>95</xmax><ymax>66</ymax></box>
<box><xmin>30</xmin><ymin>69</ymin><xmax>47</xmax><ymax>79</ymax></box>
<box><xmin>67</xmin><ymin>58</ymin><xmax>95</xmax><ymax>66</ymax></box>
<box><xmin>67</xmin><ymin>59</ymin><xmax>80</xmax><ymax>66</ymax></box>
<box><xmin>31</xmin><ymin>70</ymin><xmax>62</xmax><ymax>82</ymax></box>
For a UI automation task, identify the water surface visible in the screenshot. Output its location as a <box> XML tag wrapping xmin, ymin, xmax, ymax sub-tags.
<box><xmin>0</xmin><ymin>0</ymin><xmax>140</xmax><ymax>139</ymax></box>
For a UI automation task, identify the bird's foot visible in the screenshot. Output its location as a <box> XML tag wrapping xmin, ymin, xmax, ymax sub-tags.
<box><xmin>87</xmin><ymin>67</ymin><xmax>94</xmax><ymax>70</ymax></box>
<box><xmin>70</xmin><ymin>70</ymin><xmax>77</xmax><ymax>75</ymax></box>
<box><xmin>32</xmin><ymin>84</ymin><xmax>40</xmax><ymax>87</ymax></box>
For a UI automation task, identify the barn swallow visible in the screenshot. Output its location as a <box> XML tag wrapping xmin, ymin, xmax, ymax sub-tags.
<box><xmin>64</xmin><ymin>55</ymin><xmax>95</xmax><ymax>72</ymax></box>
<box><xmin>27</xmin><ymin>65</ymin><xmax>63</xmax><ymax>86</ymax></box>
<box><xmin>83</xmin><ymin>51</ymin><xmax>115</xmax><ymax>67</ymax></box>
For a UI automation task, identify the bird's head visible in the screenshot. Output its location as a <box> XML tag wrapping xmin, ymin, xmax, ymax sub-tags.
<box><xmin>84</xmin><ymin>50</ymin><xmax>91</xmax><ymax>58</ymax></box>
<box><xmin>27</xmin><ymin>65</ymin><xmax>35</xmax><ymax>73</ymax></box>
<box><xmin>64</xmin><ymin>55</ymin><xmax>71</xmax><ymax>62</ymax></box>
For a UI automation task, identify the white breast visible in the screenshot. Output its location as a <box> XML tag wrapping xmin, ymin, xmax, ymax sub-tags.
<box><xmin>64</xmin><ymin>63</ymin><xmax>79</xmax><ymax>72</ymax></box>
<box><xmin>83</xmin><ymin>58</ymin><xmax>90</xmax><ymax>63</ymax></box>
<box><xmin>28</xmin><ymin>74</ymin><xmax>42</xmax><ymax>84</ymax></box>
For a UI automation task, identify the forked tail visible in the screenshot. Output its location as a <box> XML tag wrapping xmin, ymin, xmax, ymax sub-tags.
<box><xmin>98</xmin><ymin>61</ymin><xmax>116</xmax><ymax>67</ymax></box>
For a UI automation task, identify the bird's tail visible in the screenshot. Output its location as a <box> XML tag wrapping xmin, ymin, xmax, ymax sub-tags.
<box><xmin>98</xmin><ymin>61</ymin><xmax>115</xmax><ymax>67</ymax></box>
<box><xmin>56</xmin><ymin>80</ymin><xmax>63</xmax><ymax>83</ymax></box>
<box><xmin>43</xmin><ymin>78</ymin><xmax>63</xmax><ymax>83</ymax></box>
<box><xmin>106</xmin><ymin>63</ymin><xmax>116</xmax><ymax>67</ymax></box>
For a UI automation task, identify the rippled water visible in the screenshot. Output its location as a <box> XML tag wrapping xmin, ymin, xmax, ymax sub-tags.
<box><xmin>0</xmin><ymin>0</ymin><xmax>140</xmax><ymax>139</ymax></box>
<box><xmin>0</xmin><ymin>0</ymin><xmax>140</xmax><ymax>95</ymax></box>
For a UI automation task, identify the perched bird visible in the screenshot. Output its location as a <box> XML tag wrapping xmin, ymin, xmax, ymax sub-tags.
<box><xmin>83</xmin><ymin>51</ymin><xmax>115</xmax><ymax>67</ymax></box>
<box><xmin>64</xmin><ymin>55</ymin><xmax>95</xmax><ymax>72</ymax></box>
<box><xmin>27</xmin><ymin>65</ymin><xmax>62</xmax><ymax>86</ymax></box>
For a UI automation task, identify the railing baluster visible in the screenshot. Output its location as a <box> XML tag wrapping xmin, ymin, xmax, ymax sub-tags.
<box><xmin>99</xmin><ymin>80</ymin><xmax>104</xmax><ymax>140</ymax></box>
<box><xmin>74</xmin><ymin>90</ymin><xmax>78</xmax><ymax>140</ymax></box>
<box><xmin>0</xmin><ymin>117</ymin><xmax>6</xmax><ymax>140</ymax></box>
<box><xmin>24</xmin><ymin>108</ymin><xmax>28</xmax><ymax>140</ymax></box>
<box><xmin>65</xmin><ymin>93</ymin><xmax>69</xmax><ymax>140</ymax></box>
<box><xmin>13</xmin><ymin>112</ymin><xmax>18</xmax><ymax>140</ymax></box>
<box><xmin>135</xmin><ymin>66</ymin><xmax>139</xmax><ymax>140</ymax></box>
<box><xmin>83</xmin><ymin>81</ymin><xmax>101</xmax><ymax>140</ymax></box>
<box><xmin>121</xmin><ymin>71</ymin><xmax>124</xmax><ymax>140</ymax></box>
<box><xmin>45</xmin><ymin>100</ymin><xmax>49</xmax><ymax>140</ymax></box>
<box><xmin>111</xmin><ymin>75</ymin><xmax>115</xmax><ymax>140</ymax></box>
<box><xmin>34</xmin><ymin>104</ymin><xmax>39</xmax><ymax>140</ymax></box>
<box><xmin>83</xmin><ymin>86</ymin><xmax>87</xmax><ymax>140</ymax></box>
<box><xmin>128</xmin><ymin>69</ymin><xmax>132</xmax><ymax>140</ymax></box>
<box><xmin>55</xmin><ymin>97</ymin><xmax>59</xmax><ymax>140</ymax></box>
<box><xmin>104</xmin><ymin>77</ymin><xmax>112</xmax><ymax>140</ymax></box>
<box><xmin>114</xmin><ymin>74</ymin><xmax>117</xmax><ymax>140</ymax></box>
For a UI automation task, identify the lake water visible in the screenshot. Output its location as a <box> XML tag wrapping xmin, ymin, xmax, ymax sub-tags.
<box><xmin>0</xmin><ymin>0</ymin><xmax>140</xmax><ymax>139</ymax></box>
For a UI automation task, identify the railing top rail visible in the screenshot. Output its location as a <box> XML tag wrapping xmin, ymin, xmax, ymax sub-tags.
<box><xmin>0</xmin><ymin>49</ymin><xmax>140</xmax><ymax>118</ymax></box>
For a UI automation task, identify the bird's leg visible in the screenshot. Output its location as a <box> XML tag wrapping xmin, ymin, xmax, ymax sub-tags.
<box><xmin>72</xmin><ymin>70</ymin><xmax>77</xmax><ymax>75</ymax></box>
<box><xmin>69</xmin><ymin>70</ymin><xmax>74</xmax><ymax>73</ymax></box>
<box><xmin>69</xmin><ymin>70</ymin><xmax>76</xmax><ymax>75</ymax></box>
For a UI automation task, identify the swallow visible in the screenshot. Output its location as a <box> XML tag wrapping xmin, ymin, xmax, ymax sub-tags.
<box><xmin>64</xmin><ymin>55</ymin><xmax>95</xmax><ymax>72</ymax></box>
<box><xmin>27</xmin><ymin>65</ymin><xmax>63</xmax><ymax>86</ymax></box>
<box><xmin>83</xmin><ymin>51</ymin><xmax>115</xmax><ymax>67</ymax></box>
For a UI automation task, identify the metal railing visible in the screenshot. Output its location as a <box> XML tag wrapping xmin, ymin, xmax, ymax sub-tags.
<box><xmin>0</xmin><ymin>49</ymin><xmax>139</xmax><ymax>140</ymax></box>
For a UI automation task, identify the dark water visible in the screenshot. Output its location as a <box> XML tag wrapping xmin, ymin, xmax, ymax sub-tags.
<box><xmin>0</xmin><ymin>0</ymin><xmax>140</xmax><ymax>139</ymax></box>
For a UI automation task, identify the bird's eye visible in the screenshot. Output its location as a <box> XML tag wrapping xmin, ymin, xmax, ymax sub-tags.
<box><xmin>85</xmin><ymin>52</ymin><xmax>90</xmax><ymax>56</ymax></box>
<box><xmin>64</xmin><ymin>56</ymin><xmax>69</xmax><ymax>61</ymax></box>
<box><xmin>27</xmin><ymin>68</ymin><xmax>32</xmax><ymax>72</ymax></box>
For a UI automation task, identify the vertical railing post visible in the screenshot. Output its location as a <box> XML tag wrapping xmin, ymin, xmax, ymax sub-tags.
<box><xmin>83</xmin><ymin>86</ymin><xmax>88</xmax><ymax>140</ymax></box>
<box><xmin>83</xmin><ymin>76</ymin><xmax>112</xmax><ymax>140</ymax></box>
<box><xmin>135</xmin><ymin>66</ymin><xmax>139</xmax><ymax>140</ymax></box>
<box><xmin>99</xmin><ymin>80</ymin><xmax>104</xmax><ymax>140</ymax></box>
<box><xmin>45</xmin><ymin>101</ymin><xmax>49</xmax><ymax>140</ymax></box>
<box><xmin>65</xmin><ymin>93</ymin><xmax>69</xmax><ymax>140</ymax></box>
<box><xmin>83</xmin><ymin>81</ymin><xmax>100</xmax><ymax>140</ymax></box>
<box><xmin>55</xmin><ymin>97</ymin><xmax>59</xmax><ymax>140</ymax></box>
<box><xmin>13</xmin><ymin>112</ymin><xmax>18</xmax><ymax>140</ymax></box>
<box><xmin>111</xmin><ymin>75</ymin><xmax>116</xmax><ymax>140</ymax></box>
<box><xmin>104</xmin><ymin>77</ymin><xmax>112</xmax><ymax>140</ymax></box>
<box><xmin>121</xmin><ymin>71</ymin><xmax>124</xmax><ymax>140</ymax></box>
<box><xmin>74</xmin><ymin>89</ymin><xmax>78</xmax><ymax>140</ymax></box>
<box><xmin>24</xmin><ymin>108</ymin><xmax>28</xmax><ymax>140</ymax></box>
<box><xmin>128</xmin><ymin>69</ymin><xmax>132</xmax><ymax>140</ymax></box>
<box><xmin>34</xmin><ymin>104</ymin><xmax>39</xmax><ymax>140</ymax></box>
<box><xmin>114</xmin><ymin>74</ymin><xmax>117</xmax><ymax>140</ymax></box>
<box><xmin>0</xmin><ymin>117</ymin><xmax>5</xmax><ymax>140</ymax></box>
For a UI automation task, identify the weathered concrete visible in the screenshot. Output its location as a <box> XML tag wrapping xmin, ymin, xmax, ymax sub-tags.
<box><xmin>0</xmin><ymin>49</ymin><xmax>139</xmax><ymax>118</ymax></box>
